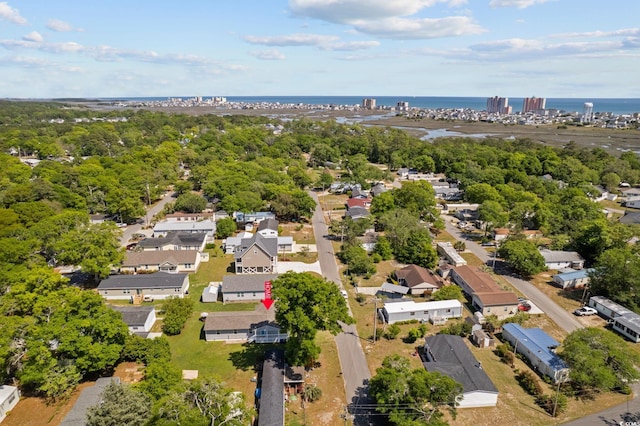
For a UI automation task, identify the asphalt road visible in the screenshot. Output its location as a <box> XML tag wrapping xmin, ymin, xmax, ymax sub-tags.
<box><xmin>442</xmin><ymin>217</ymin><xmax>583</xmax><ymax>334</ymax></box>
<box><xmin>118</xmin><ymin>191</ymin><xmax>177</xmax><ymax>246</ymax></box>
<box><xmin>309</xmin><ymin>191</ymin><xmax>373</xmax><ymax>424</ymax></box>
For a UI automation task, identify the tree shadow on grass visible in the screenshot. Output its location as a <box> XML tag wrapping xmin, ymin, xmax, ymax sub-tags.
<box><xmin>228</xmin><ymin>343</ymin><xmax>284</xmax><ymax>372</ymax></box>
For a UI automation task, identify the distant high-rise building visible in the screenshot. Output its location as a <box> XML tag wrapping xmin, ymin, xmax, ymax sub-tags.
<box><xmin>583</xmin><ymin>102</ymin><xmax>594</xmax><ymax>123</ymax></box>
<box><xmin>523</xmin><ymin>97</ymin><xmax>546</xmax><ymax>113</ymax></box>
<box><xmin>486</xmin><ymin>96</ymin><xmax>511</xmax><ymax>114</ymax></box>
<box><xmin>396</xmin><ymin>101</ymin><xmax>409</xmax><ymax>111</ymax></box>
<box><xmin>362</xmin><ymin>98</ymin><xmax>376</xmax><ymax>109</ymax></box>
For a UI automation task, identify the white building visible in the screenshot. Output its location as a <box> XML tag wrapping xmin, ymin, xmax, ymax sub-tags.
<box><xmin>0</xmin><ymin>385</ymin><xmax>20</xmax><ymax>423</ymax></box>
<box><xmin>380</xmin><ymin>300</ymin><xmax>463</xmax><ymax>324</ymax></box>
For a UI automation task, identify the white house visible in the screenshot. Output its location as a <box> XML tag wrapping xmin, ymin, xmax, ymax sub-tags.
<box><xmin>221</xmin><ymin>274</ymin><xmax>278</xmax><ymax>303</ymax></box>
<box><xmin>588</xmin><ymin>296</ymin><xmax>633</xmax><ymax>320</ymax></box>
<box><xmin>423</xmin><ymin>335</ymin><xmax>499</xmax><ymax>408</ymax></box>
<box><xmin>612</xmin><ymin>313</ymin><xmax>640</xmax><ymax>343</ymax></box>
<box><xmin>98</xmin><ymin>272</ymin><xmax>190</xmax><ymax>301</ymax></box>
<box><xmin>381</xmin><ymin>300</ymin><xmax>463</xmax><ymax>324</ymax></box>
<box><xmin>257</xmin><ymin>218</ymin><xmax>279</xmax><ymax>238</ymax></box>
<box><xmin>0</xmin><ymin>385</ymin><xmax>20</xmax><ymax>423</ymax></box>
<box><xmin>552</xmin><ymin>268</ymin><xmax>594</xmax><ymax>289</ymax></box>
<box><xmin>152</xmin><ymin>220</ymin><xmax>216</xmax><ymax>238</ymax></box>
<box><xmin>110</xmin><ymin>305</ymin><xmax>157</xmax><ymax>334</ymax></box>
<box><xmin>202</xmin><ymin>305</ymin><xmax>287</xmax><ymax>343</ymax></box>
<box><xmin>539</xmin><ymin>249</ymin><xmax>585</xmax><ymax>270</ymax></box>
<box><xmin>436</xmin><ymin>242</ymin><xmax>467</xmax><ymax>267</ymax></box>
<box><xmin>502</xmin><ymin>323</ymin><xmax>570</xmax><ymax>383</ymax></box>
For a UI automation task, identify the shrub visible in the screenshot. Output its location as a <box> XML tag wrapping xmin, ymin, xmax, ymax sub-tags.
<box><xmin>439</xmin><ymin>320</ymin><xmax>472</xmax><ymax>337</ymax></box>
<box><xmin>536</xmin><ymin>393</ymin><xmax>567</xmax><ymax>416</ymax></box>
<box><xmin>205</xmin><ymin>243</ymin><xmax>216</xmax><ymax>250</ymax></box>
<box><xmin>494</xmin><ymin>343</ymin><xmax>515</xmax><ymax>367</ymax></box>
<box><xmin>355</xmin><ymin>294</ymin><xmax>366</xmax><ymax>304</ymax></box>
<box><xmin>303</xmin><ymin>385</ymin><xmax>322</xmax><ymax>402</ymax></box>
<box><xmin>405</xmin><ymin>328</ymin><xmax>423</xmax><ymax>343</ymax></box>
<box><xmin>161</xmin><ymin>297</ymin><xmax>194</xmax><ymax>335</ymax></box>
<box><xmin>385</xmin><ymin>324</ymin><xmax>401</xmax><ymax>340</ymax></box>
<box><xmin>516</xmin><ymin>370</ymin><xmax>544</xmax><ymax>397</ymax></box>
<box><xmin>371</xmin><ymin>253</ymin><xmax>382</xmax><ymax>263</ymax></box>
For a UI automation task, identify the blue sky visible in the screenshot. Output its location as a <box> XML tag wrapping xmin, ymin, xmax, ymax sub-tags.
<box><xmin>1</xmin><ymin>0</ymin><xmax>639</xmax><ymax>98</ymax></box>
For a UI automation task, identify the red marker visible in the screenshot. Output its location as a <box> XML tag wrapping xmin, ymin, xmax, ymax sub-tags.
<box><xmin>262</xmin><ymin>280</ymin><xmax>274</xmax><ymax>309</ymax></box>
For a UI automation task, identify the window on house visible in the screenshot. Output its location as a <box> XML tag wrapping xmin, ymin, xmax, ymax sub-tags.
<box><xmin>410</xmin><ymin>312</ymin><xmax>415</xmax><ymax>316</ymax></box>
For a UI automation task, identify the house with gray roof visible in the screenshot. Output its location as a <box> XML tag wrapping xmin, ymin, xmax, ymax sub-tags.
<box><xmin>60</xmin><ymin>377</ymin><xmax>120</xmax><ymax>426</ymax></box>
<box><xmin>203</xmin><ymin>304</ymin><xmax>287</xmax><ymax>343</ymax></box>
<box><xmin>344</xmin><ymin>206</ymin><xmax>370</xmax><ymax>221</ymax></box>
<box><xmin>423</xmin><ymin>334</ymin><xmax>498</xmax><ymax>408</ymax></box>
<box><xmin>110</xmin><ymin>305</ymin><xmax>157</xmax><ymax>334</ymax></box>
<box><xmin>552</xmin><ymin>268</ymin><xmax>594</xmax><ymax>289</ymax></box>
<box><xmin>234</xmin><ymin>233</ymin><xmax>278</xmax><ymax>274</ymax></box>
<box><xmin>137</xmin><ymin>232</ymin><xmax>207</xmax><ymax>252</ymax></box>
<box><xmin>152</xmin><ymin>220</ymin><xmax>215</xmax><ymax>238</ymax></box>
<box><xmin>539</xmin><ymin>249</ymin><xmax>585</xmax><ymax>270</ymax></box>
<box><xmin>222</xmin><ymin>274</ymin><xmax>278</xmax><ymax>303</ymax></box>
<box><xmin>97</xmin><ymin>272</ymin><xmax>190</xmax><ymax>300</ymax></box>
<box><xmin>258</xmin><ymin>349</ymin><xmax>285</xmax><ymax>426</ymax></box>
<box><xmin>121</xmin><ymin>250</ymin><xmax>201</xmax><ymax>273</ymax></box>
<box><xmin>257</xmin><ymin>218</ymin><xmax>279</xmax><ymax>238</ymax></box>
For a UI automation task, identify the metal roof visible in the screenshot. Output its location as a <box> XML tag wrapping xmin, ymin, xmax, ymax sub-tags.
<box><xmin>384</xmin><ymin>299</ymin><xmax>462</xmax><ymax>315</ymax></box>
<box><xmin>502</xmin><ymin>323</ymin><xmax>568</xmax><ymax>372</ymax></box>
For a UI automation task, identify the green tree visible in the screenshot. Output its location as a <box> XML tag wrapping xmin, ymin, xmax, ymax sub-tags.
<box><xmin>369</xmin><ymin>355</ymin><xmax>462</xmax><ymax>425</ymax></box>
<box><xmin>395</xmin><ymin>228</ymin><xmax>438</xmax><ymax>269</ymax></box>
<box><xmin>589</xmin><ymin>247</ymin><xmax>640</xmax><ymax>308</ymax></box>
<box><xmin>373</xmin><ymin>236</ymin><xmax>393</xmax><ymax>260</ymax></box>
<box><xmin>432</xmin><ymin>285</ymin><xmax>464</xmax><ymax>302</ymax></box>
<box><xmin>215</xmin><ymin>217</ymin><xmax>237</xmax><ymax>239</ymax></box>
<box><xmin>86</xmin><ymin>381</ymin><xmax>152</xmax><ymax>426</ymax></box>
<box><xmin>315</xmin><ymin>170</ymin><xmax>333</xmax><ymax>191</ymax></box>
<box><xmin>161</xmin><ymin>297</ymin><xmax>194</xmax><ymax>335</ymax></box>
<box><xmin>339</xmin><ymin>244</ymin><xmax>375</xmax><ymax>277</ymax></box>
<box><xmin>497</xmin><ymin>238</ymin><xmax>546</xmax><ymax>278</ymax></box>
<box><xmin>138</xmin><ymin>360</ymin><xmax>182</xmax><ymax>400</ymax></box>
<box><xmin>560</xmin><ymin>328</ymin><xmax>640</xmax><ymax>394</ymax></box>
<box><xmin>174</xmin><ymin>192</ymin><xmax>207</xmax><ymax>213</ymax></box>
<box><xmin>273</xmin><ymin>272</ymin><xmax>352</xmax><ymax>366</ymax></box>
<box><xmin>477</xmin><ymin>200</ymin><xmax>508</xmax><ymax>236</ymax></box>
<box><xmin>394</xmin><ymin>181</ymin><xmax>438</xmax><ymax>220</ymax></box>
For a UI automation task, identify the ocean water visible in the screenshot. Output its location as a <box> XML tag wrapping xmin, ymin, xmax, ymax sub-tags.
<box><xmin>105</xmin><ymin>96</ymin><xmax>640</xmax><ymax>116</ymax></box>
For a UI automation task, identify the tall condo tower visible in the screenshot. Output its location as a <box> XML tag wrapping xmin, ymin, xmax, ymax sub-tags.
<box><xmin>583</xmin><ymin>102</ymin><xmax>594</xmax><ymax>123</ymax></box>
<box><xmin>362</xmin><ymin>98</ymin><xmax>376</xmax><ymax>109</ymax></box>
<box><xmin>486</xmin><ymin>96</ymin><xmax>511</xmax><ymax>114</ymax></box>
<box><xmin>522</xmin><ymin>97</ymin><xmax>546</xmax><ymax>113</ymax></box>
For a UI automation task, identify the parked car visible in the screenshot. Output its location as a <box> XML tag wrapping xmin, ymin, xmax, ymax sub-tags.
<box><xmin>518</xmin><ymin>303</ymin><xmax>532</xmax><ymax>312</ymax></box>
<box><xmin>340</xmin><ymin>289</ymin><xmax>348</xmax><ymax>299</ymax></box>
<box><xmin>574</xmin><ymin>306</ymin><xmax>598</xmax><ymax>316</ymax></box>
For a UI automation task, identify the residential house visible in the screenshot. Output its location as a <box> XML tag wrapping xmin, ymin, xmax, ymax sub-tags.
<box><xmin>234</xmin><ymin>233</ymin><xmax>278</xmax><ymax>274</ymax></box>
<box><xmin>471</xmin><ymin>291</ymin><xmax>519</xmax><ymax>319</ymax></box>
<box><xmin>152</xmin><ymin>220</ymin><xmax>216</xmax><ymax>238</ymax></box>
<box><xmin>97</xmin><ymin>272</ymin><xmax>190</xmax><ymax>301</ymax></box>
<box><xmin>379</xmin><ymin>282</ymin><xmax>410</xmax><ymax>299</ymax></box>
<box><xmin>344</xmin><ymin>206</ymin><xmax>370</xmax><ymax>221</ymax></box>
<box><xmin>138</xmin><ymin>232</ymin><xmax>207</xmax><ymax>252</ymax></box>
<box><xmin>436</xmin><ymin>242</ymin><xmax>467</xmax><ymax>267</ymax></box>
<box><xmin>0</xmin><ymin>385</ymin><xmax>19</xmax><ymax>424</ymax></box>
<box><xmin>223</xmin><ymin>231</ymin><xmax>254</xmax><ymax>254</ymax></box>
<box><xmin>350</xmin><ymin>187</ymin><xmax>369</xmax><ymax>199</ymax></box>
<box><xmin>395</xmin><ymin>264</ymin><xmax>444</xmax><ymax>295</ymax></box>
<box><xmin>258</xmin><ymin>349</ymin><xmax>285</xmax><ymax>426</ymax></box>
<box><xmin>346</xmin><ymin>197</ymin><xmax>372</xmax><ymax>210</ymax></box>
<box><xmin>203</xmin><ymin>304</ymin><xmax>287</xmax><ymax>343</ymax></box>
<box><xmin>620</xmin><ymin>211</ymin><xmax>640</xmax><ymax>225</ymax></box>
<box><xmin>625</xmin><ymin>197</ymin><xmax>640</xmax><ymax>209</ymax></box>
<box><xmin>234</xmin><ymin>211</ymin><xmax>276</xmax><ymax>226</ymax></box>
<box><xmin>381</xmin><ymin>299</ymin><xmax>463</xmax><ymax>324</ymax></box>
<box><xmin>622</xmin><ymin>187</ymin><xmax>640</xmax><ymax>198</ymax></box>
<box><xmin>164</xmin><ymin>212</ymin><xmax>214</xmax><ymax>222</ymax></box>
<box><xmin>492</xmin><ymin>228</ymin><xmax>543</xmax><ymax>242</ymax></box>
<box><xmin>552</xmin><ymin>268</ymin><xmax>594</xmax><ymax>289</ymax></box>
<box><xmin>423</xmin><ymin>335</ymin><xmax>499</xmax><ymax>408</ymax></box>
<box><xmin>110</xmin><ymin>305</ymin><xmax>156</xmax><ymax>335</ymax></box>
<box><xmin>370</xmin><ymin>182</ymin><xmax>388</xmax><ymax>197</ymax></box>
<box><xmin>61</xmin><ymin>378</ymin><xmax>120</xmax><ymax>426</ymax></box>
<box><xmin>257</xmin><ymin>218</ymin><xmax>279</xmax><ymax>238</ymax></box>
<box><xmin>502</xmin><ymin>323</ymin><xmax>570</xmax><ymax>383</ymax></box>
<box><xmin>588</xmin><ymin>296</ymin><xmax>633</xmax><ymax>320</ymax></box>
<box><xmin>222</xmin><ymin>274</ymin><xmax>279</xmax><ymax>303</ymax></box>
<box><xmin>450</xmin><ymin>265</ymin><xmax>518</xmax><ymax>319</ymax></box>
<box><xmin>612</xmin><ymin>313</ymin><xmax>640</xmax><ymax>343</ymax></box>
<box><xmin>539</xmin><ymin>249</ymin><xmax>585</xmax><ymax>270</ymax></box>
<box><xmin>121</xmin><ymin>250</ymin><xmax>201</xmax><ymax>273</ymax></box>
<box><xmin>89</xmin><ymin>213</ymin><xmax>108</xmax><ymax>224</ymax></box>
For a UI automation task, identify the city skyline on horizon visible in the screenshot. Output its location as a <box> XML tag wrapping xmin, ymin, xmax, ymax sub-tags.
<box><xmin>1</xmin><ymin>1</ymin><xmax>639</xmax><ymax>99</ymax></box>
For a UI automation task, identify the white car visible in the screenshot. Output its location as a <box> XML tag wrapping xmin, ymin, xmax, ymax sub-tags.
<box><xmin>340</xmin><ymin>289</ymin><xmax>348</xmax><ymax>299</ymax></box>
<box><xmin>574</xmin><ymin>306</ymin><xmax>597</xmax><ymax>316</ymax></box>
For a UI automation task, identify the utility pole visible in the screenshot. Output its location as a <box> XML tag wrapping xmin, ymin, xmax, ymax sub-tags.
<box><xmin>373</xmin><ymin>299</ymin><xmax>377</xmax><ymax>343</ymax></box>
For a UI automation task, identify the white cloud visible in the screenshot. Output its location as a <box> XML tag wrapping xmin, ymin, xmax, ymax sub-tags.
<box><xmin>0</xmin><ymin>55</ymin><xmax>49</xmax><ymax>68</ymax></box>
<box><xmin>47</xmin><ymin>18</ymin><xmax>83</xmax><ymax>32</ymax></box>
<box><xmin>244</xmin><ymin>33</ymin><xmax>339</xmax><ymax>46</ymax></box>
<box><xmin>22</xmin><ymin>31</ymin><xmax>43</xmax><ymax>42</ymax></box>
<box><xmin>489</xmin><ymin>0</ymin><xmax>555</xmax><ymax>8</ymax></box>
<box><xmin>249</xmin><ymin>49</ymin><xmax>286</xmax><ymax>60</ymax></box>
<box><xmin>320</xmin><ymin>40</ymin><xmax>380</xmax><ymax>51</ymax></box>
<box><xmin>552</xmin><ymin>28</ymin><xmax>640</xmax><ymax>39</ymax></box>
<box><xmin>289</xmin><ymin>0</ymin><xmax>463</xmax><ymax>23</ymax></box>
<box><xmin>0</xmin><ymin>2</ymin><xmax>26</xmax><ymax>25</ymax></box>
<box><xmin>353</xmin><ymin>16</ymin><xmax>485</xmax><ymax>39</ymax></box>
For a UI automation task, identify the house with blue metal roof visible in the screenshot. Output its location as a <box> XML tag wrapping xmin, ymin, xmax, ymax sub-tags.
<box><xmin>501</xmin><ymin>323</ymin><xmax>570</xmax><ymax>384</ymax></box>
<box><xmin>552</xmin><ymin>268</ymin><xmax>594</xmax><ymax>289</ymax></box>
